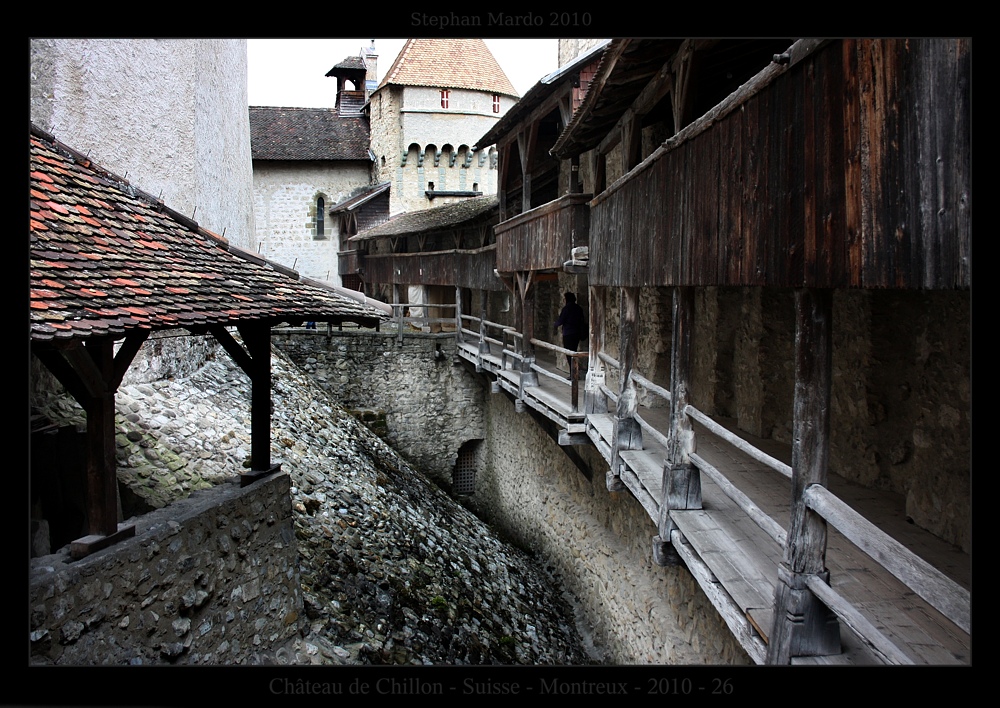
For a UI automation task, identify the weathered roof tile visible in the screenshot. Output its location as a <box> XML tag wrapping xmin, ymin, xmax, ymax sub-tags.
<box><xmin>30</xmin><ymin>124</ymin><xmax>385</xmax><ymax>343</ymax></box>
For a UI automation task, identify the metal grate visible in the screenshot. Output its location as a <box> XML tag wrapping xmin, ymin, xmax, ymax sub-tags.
<box><xmin>453</xmin><ymin>445</ymin><xmax>477</xmax><ymax>495</ymax></box>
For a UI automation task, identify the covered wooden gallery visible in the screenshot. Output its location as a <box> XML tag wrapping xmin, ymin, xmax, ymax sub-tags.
<box><xmin>29</xmin><ymin>124</ymin><xmax>385</xmax><ymax>559</ymax></box>
<box><xmin>559</xmin><ymin>38</ymin><xmax>970</xmax><ymax>663</ymax></box>
<box><xmin>343</xmin><ymin>194</ymin><xmax>506</xmax><ymax>328</ymax></box>
<box><xmin>457</xmin><ymin>38</ymin><xmax>970</xmax><ymax>663</ymax></box>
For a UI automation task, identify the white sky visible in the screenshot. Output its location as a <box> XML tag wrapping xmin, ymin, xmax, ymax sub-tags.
<box><xmin>247</xmin><ymin>39</ymin><xmax>560</xmax><ymax>109</ymax></box>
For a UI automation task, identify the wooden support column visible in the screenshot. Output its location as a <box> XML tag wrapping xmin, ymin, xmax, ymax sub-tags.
<box><xmin>517</xmin><ymin>271</ymin><xmax>538</xmax><ymax>390</ymax></box>
<box><xmin>393</xmin><ymin>283</ymin><xmax>403</xmax><ymax>345</ymax></box>
<box><xmin>84</xmin><ymin>339</ymin><xmax>118</xmax><ymax>537</ymax></box>
<box><xmin>479</xmin><ymin>301</ymin><xmax>490</xmax><ymax>354</ymax></box>
<box><xmin>585</xmin><ymin>285</ymin><xmax>608</xmax><ymax>414</ymax></box>
<box><xmin>610</xmin><ymin>286</ymin><xmax>641</xmax><ymax>491</ymax></box>
<box><xmin>767</xmin><ymin>288</ymin><xmax>840</xmax><ymax>663</ymax></box>
<box><xmin>455</xmin><ymin>286</ymin><xmax>464</xmax><ymax>343</ymax></box>
<box><xmin>655</xmin><ymin>286</ymin><xmax>700</xmax><ymax>566</ymax></box>
<box><xmin>34</xmin><ymin>332</ymin><xmax>146</xmax><ymax>557</ymax></box>
<box><xmin>236</xmin><ymin>322</ymin><xmax>280</xmax><ymax>486</ymax></box>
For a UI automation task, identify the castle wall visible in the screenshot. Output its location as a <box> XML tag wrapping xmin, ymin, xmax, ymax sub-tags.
<box><xmin>369</xmin><ymin>85</ymin><xmax>506</xmax><ymax>215</ymax></box>
<box><xmin>252</xmin><ymin>161</ymin><xmax>372</xmax><ymax>285</ymax></box>
<box><xmin>273</xmin><ymin>330</ymin><xmax>486</xmax><ymax>486</ymax></box>
<box><xmin>272</xmin><ymin>330</ymin><xmax>751</xmax><ymax>663</ymax></box>
<box><xmin>29</xmin><ymin>472</ymin><xmax>301</xmax><ymax>665</ymax></box>
<box><xmin>29</xmin><ymin>39</ymin><xmax>255</xmax><ymax>250</ymax></box>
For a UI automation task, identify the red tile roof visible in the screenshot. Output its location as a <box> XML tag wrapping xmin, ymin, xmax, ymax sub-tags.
<box><xmin>30</xmin><ymin>124</ymin><xmax>385</xmax><ymax>342</ymax></box>
<box><xmin>378</xmin><ymin>39</ymin><xmax>518</xmax><ymax>98</ymax></box>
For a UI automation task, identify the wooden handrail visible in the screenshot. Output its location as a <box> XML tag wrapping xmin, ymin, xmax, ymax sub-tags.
<box><xmin>805</xmin><ymin>574</ymin><xmax>915</xmax><ymax>665</ymax></box>
<box><xmin>803</xmin><ymin>484</ymin><xmax>970</xmax><ymax>634</ymax></box>
<box><xmin>691</xmin><ymin>451</ymin><xmax>787</xmax><ymax>548</ymax></box>
<box><xmin>684</xmin><ymin>404</ymin><xmax>792</xmax><ymax>479</ymax></box>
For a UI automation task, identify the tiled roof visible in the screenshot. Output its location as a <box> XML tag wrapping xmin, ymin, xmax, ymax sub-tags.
<box><xmin>249</xmin><ymin>106</ymin><xmax>370</xmax><ymax>161</ymax></box>
<box><xmin>378</xmin><ymin>39</ymin><xmax>518</xmax><ymax>98</ymax></box>
<box><xmin>326</xmin><ymin>55</ymin><xmax>368</xmax><ymax>74</ymax></box>
<box><xmin>30</xmin><ymin>124</ymin><xmax>385</xmax><ymax>342</ymax></box>
<box><xmin>350</xmin><ymin>195</ymin><xmax>497</xmax><ymax>242</ymax></box>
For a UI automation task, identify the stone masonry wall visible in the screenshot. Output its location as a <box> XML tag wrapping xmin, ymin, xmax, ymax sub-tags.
<box><xmin>29</xmin><ymin>471</ymin><xmax>302</xmax><ymax>666</ymax></box>
<box><xmin>275</xmin><ymin>328</ymin><xmax>748</xmax><ymax>663</ymax></box>
<box><xmin>273</xmin><ymin>329</ymin><xmax>486</xmax><ymax>487</ymax></box>
<box><xmin>252</xmin><ymin>161</ymin><xmax>372</xmax><ymax>285</ymax></box>
<box><xmin>469</xmin><ymin>393</ymin><xmax>751</xmax><ymax>664</ymax></box>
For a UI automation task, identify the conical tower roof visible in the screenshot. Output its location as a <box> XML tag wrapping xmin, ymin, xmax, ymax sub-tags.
<box><xmin>378</xmin><ymin>39</ymin><xmax>518</xmax><ymax>98</ymax></box>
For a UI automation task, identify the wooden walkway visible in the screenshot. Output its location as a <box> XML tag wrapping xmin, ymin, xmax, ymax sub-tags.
<box><xmin>455</xmin><ymin>340</ymin><xmax>971</xmax><ymax>665</ymax></box>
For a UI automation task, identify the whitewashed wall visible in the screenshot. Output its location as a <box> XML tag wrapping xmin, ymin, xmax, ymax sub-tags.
<box><xmin>29</xmin><ymin>39</ymin><xmax>254</xmax><ymax>250</ymax></box>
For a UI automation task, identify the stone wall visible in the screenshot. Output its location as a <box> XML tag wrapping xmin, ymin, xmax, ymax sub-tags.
<box><xmin>29</xmin><ymin>39</ymin><xmax>255</xmax><ymax>249</ymax></box>
<box><xmin>277</xmin><ymin>328</ymin><xmax>750</xmax><ymax>664</ymax></box>
<box><xmin>252</xmin><ymin>161</ymin><xmax>373</xmax><ymax>285</ymax></box>
<box><xmin>468</xmin><ymin>393</ymin><xmax>751</xmax><ymax>664</ymax></box>
<box><xmin>29</xmin><ymin>471</ymin><xmax>302</xmax><ymax>666</ymax></box>
<box><xmin>647</xmin><ymin>285</ymin><xmax>970</xmax><ymax>552</ymax></box>
<box><xmin>273</xmin><ymin>329</ymin><xmax>487</xmax><ymax>487</ymax></box>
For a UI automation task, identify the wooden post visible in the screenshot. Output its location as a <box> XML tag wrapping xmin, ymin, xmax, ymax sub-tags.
<box><xmin>394</xmin><ymin>283</ymin><xmax>403</xmax><ymax>345</ymax></box>
<box><xmin>479</xmin><ymin>302</ymin><xmax>490</xmax><ymax>355</ymax></box>
<box><xmin>610</xmin><ymin>286</ymin><xmax>641</xmax><ymax>491</ymax></box>
<box><xmin>455</xmin><ymin>286</ymin><xmax>463</xmax><ymax>343</ymax></box>
<box><xmin>767</xmin><ymin>288</ymin><xmax>840</xmax><ymax>663</ymax></box>
<box><xmin>518</xmin><ymin>272</ymin><xmax>537</xmax><ymax>388</ymax></box>
<box><xmin>585</xmin><ymin>285</ymin><xmax>608</xmax><ymax>414</ymax></box>
<box><xmin>83</xmin><ymin>338</ymin><xmax>118</xmax><ymax>536</ymax></box>
<box><xmin>656</xmin><ymin>286</ymin><xmax>700</xmax><ymax>565</ymax></box>
<box><xmin>238</xmin><ymin>322</ymin><xmax>276</xmax><ymax>477</ymax></box>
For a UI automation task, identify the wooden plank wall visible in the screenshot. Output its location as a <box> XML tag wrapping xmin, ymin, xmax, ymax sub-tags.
<box><xmin>496</xmin><ymin>194</ymin><xmax>591</xmax><ymax>272</ymax></box>
<box><xmin>362</xmin><ymin>246</ymin><xmax>503</xmax><ymax>291</ymax></box>
<box><xmin>589</xmin><ymin>39</ymin><xmax>970</xmax><ymax>291</ymax></box>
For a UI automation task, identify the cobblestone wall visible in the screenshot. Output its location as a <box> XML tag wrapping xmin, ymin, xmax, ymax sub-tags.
<box><xmin>29</xmin><ymin>471</ymin><xmax>302</xmax><ymax>665</ymax></box>
<box><xmin>273</xmin><ymin>329</ymin><xmax>487</xmax><ymax>487</ymax></box>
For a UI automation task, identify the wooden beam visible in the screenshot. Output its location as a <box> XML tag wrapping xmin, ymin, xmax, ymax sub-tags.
<box><xmin>585</xmin><ymin>285</ymin><xmax>607</xmax><ymax>414</ymax></box>
<box><xmin>767</xmin><ymin>288</ymin><xmax>840</xmax><ymax>663</ymax></box>
<box><xmin>210</xmin><ymin>325</ymin><xmax>253</xmax><ymax>375</ymax></box>
<box><xmin>83</xmin><ymin>338</ymin><xmax>118</xmax><ymax>536</ymax></box>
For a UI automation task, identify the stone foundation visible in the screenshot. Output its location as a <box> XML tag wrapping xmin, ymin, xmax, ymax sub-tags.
<box><xmin>29</xmin><ymin>471</ymin><xmax>302</xmax><ymax>665</ymax></box>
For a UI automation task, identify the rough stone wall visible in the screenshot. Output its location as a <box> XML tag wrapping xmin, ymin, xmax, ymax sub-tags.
<box><xmin>832</xmin><ymin>290</ymin><xmax>971</xmax><ymax>552</ymax></box>
<box><xmin>273</xmin><ymin>330</ymin><xmax>486</xmax><ymax>487</ymax></box>
<box><xmin>29</xmin><ymin>472</ymin><xmax>302</xmax><ymax>666</ymax></box>
<box><xmin>469</xmin><ymin>393</ymin><xmax>751</xmax><ymax>664</ymax></box>
<box><xmin>252</xmin><ymin>161</ymin><xmax>372</xmax><ymax>284</ymax></box>
<box><xmin>610</xmin><ymin>285</ymin><xmax>970</xmax><ymax>551</ymax></box>
<box><xmin>558</xmin><ymin>39</ymin><xmax>608</xmax><ymax>68</ymax></box>
<box><xmin>29</xmin><ymin>38</ymin><xmax>254</xmax><ymax>249</ymax></box>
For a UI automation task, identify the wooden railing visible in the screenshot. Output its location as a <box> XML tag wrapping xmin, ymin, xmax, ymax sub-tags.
<box><xmin>588</xmin><ymin>347</ymin><xmax>969</xmax><ymax>664</ymax></box>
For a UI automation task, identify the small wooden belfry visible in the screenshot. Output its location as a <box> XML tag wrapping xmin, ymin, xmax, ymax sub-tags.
<box><xmin>29</xmin><ymin>124</ymin><xmax>383</xmax><ymax>559</ymax></box>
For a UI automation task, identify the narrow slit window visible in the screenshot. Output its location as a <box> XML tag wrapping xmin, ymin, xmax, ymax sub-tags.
<box><xmin>493</xmin><ymin>93</ymin><xmax>500</xmax><ymax>113</ymax></box>
<box><xmin>315</xmin><ymin>196</ymin><xmax>325</xmax><ymax>239</ymax></box>
<box><xmin>440</xmin><ymin>89</ymin><xmax>450</xmax><ymax>108</ymax></box>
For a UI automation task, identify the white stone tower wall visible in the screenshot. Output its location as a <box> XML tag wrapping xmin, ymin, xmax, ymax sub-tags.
<box><xmin>29</xmin><ymin>39</ymin><xmax>255</xmax><ymax>250</ymax></box>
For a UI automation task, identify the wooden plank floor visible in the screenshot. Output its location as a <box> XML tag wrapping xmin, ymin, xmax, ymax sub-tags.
<box><xmin>455</xmin><ymin>342</ymin><xmax>970</xmax><ymax>664</ymax></box>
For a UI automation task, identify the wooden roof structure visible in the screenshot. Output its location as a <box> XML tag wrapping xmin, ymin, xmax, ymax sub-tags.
<box><xmin>30</xmin><ymin>123</ymin><xmax>386</xmax><ymax>557</ymax></box>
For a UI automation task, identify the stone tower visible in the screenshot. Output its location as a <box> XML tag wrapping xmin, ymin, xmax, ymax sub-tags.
<box><xmin>367</xmin><ymin>39</ymin><xmax>518</xmax><ymax>215</ymax></box>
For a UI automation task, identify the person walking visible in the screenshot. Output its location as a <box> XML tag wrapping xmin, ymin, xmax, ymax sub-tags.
<box><xmin>554</xmin><ymin>292</ymin><xmax>587</xmax><ymax>377</ymax></box>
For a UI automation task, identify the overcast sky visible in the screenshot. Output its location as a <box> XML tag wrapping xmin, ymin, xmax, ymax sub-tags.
<box><xmin>247</xmin><ymin>39</ymin><xmax>561</xmax><ymax>109</ymax></box>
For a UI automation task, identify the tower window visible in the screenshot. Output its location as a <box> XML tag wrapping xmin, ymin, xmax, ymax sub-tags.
<box><xmin>493</xmin><ymin>94</ymin><xmax>500</xmax><ymax>113</ymax></box>
<box><xmin>440</xmin><ymin>89</ymin><xmax>450</xmax><ymax>108</ymax></box>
